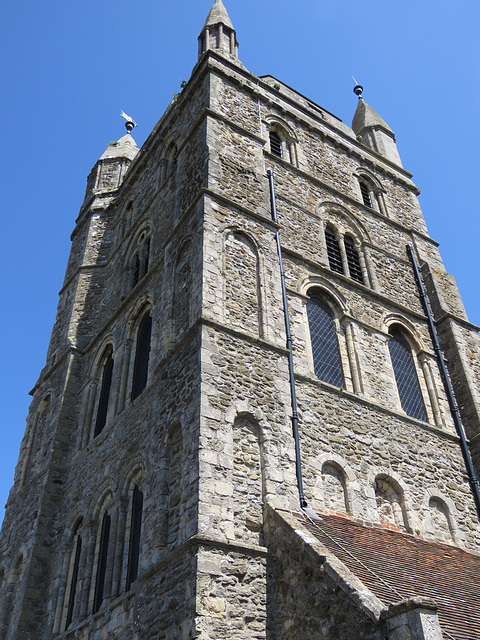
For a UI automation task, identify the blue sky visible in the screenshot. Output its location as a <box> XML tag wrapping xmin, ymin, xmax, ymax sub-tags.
<box><xmin>1</xmin><ymin>0</ymin><xmax>479</xmax><ymax>524</ymax></box>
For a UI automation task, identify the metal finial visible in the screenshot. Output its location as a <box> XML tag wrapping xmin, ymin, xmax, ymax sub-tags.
<box><xmin>352</xmin><ymin>77</ymin><xmax>363</xmax><ymax>100</ymax></box>
<box><xmin>120</xmin><ymin>110</ymin><xmax>138</xmax><ymax>134</ymax></box>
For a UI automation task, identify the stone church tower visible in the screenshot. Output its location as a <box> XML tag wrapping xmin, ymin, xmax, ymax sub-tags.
<box><xmin>1</xmin><ymin>2</ymin><xmax>480</xmax><ymax>638</ymax></box>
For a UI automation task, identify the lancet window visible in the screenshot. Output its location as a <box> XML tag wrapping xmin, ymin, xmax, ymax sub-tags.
<box><xmin>131</xmin><ymin>311</ymin><xmax>152</xmax><ymax>401</ymax></box>
<box><xmin>93</xmin><ymin>346</ymin><xmax>114</xmax><ymax>438</ymax></box>
<box><xmin>125</xmin><ymin>484</ymin><xmax>144</xmax><ymax>591</ymax></box>
<box><xmin>388</xmin><ymin>327</ymin><xmax>427</xmax><ymax>421</ymax></box>
<box><xmin>306</xmin><ymin>293</ymin><xmax>344</xmax><ymax>387</ymax></box>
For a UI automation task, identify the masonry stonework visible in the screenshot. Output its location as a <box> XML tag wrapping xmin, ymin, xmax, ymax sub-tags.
<box><xmin>1</xmin><ymin>1</ymin><xmax>480</xmax><ymax>639</ymax></box>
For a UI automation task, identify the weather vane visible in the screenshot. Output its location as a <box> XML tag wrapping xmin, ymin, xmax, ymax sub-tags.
<box><xmin>352</xmin><ymin>76</ymin><xmax>363</xmax><ymax>100</ymax></box>
<box><xmin>120</xmin><ymin>110</ymin><xmax>138</xmax><ymax>133</ymax></box>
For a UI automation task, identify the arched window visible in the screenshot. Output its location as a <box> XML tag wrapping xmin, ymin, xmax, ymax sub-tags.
<box><xmin>131</xmin><ymin>312</ymin><xmax>152</xmax><ymax>401</ymax></box>
<box><xmin>94</xmin><ymin>346</ymin><xmax>114</xmax><ymax>438</ymax></box>
<box><xmin>269</xmin><ymin>131</ymin><xmax>282</xmax><ymax>158</ymax></box>
<box><xmin>267</xmin><ymin>124</ymin><xmax>297</xmax><ymax>165</ymax></box>
<box><xmin>325</xmin><ymin>228</ymin><xmax>344</xmax><ymax>275</ymax></box>
<box><xmin>359</xmin><ymin>179</ymin><xmax>374</xmax><ymax>208</ymax></box>
<box><xmin>130</xmin><ymin>230</ymin><xmax>151</xmax><ymax>290</ymax></box>
<box><xmin>344</xmin><ymin>236</ymin><xmax>363</xmax><ymax>283</ymax></box>
<box><xmin>388</xmin><ymin>328</ymin><xmax>427</xmax><ymax>421</ymax></box>
<box><xmin>125</xmin><ymin>484</ymin><xmax>144</xmax><ymax>591</ymax></box>
<box><xmin>93</xmin><ymin>511</ymin><xmax>111</xmax><ymax>613</ymax></box>
<box><xmin>65</xmin><ymin>522</ymin><xmax>83</xmax><ymax>629</ymax></box>
<box><xmin>306</xmin><ymin>294</ymin><xmax>344</xmax><ymax>387</ymax></box>
<box><xmin>325</xmin><ymin>228</ymin><xmax>365</xmax><ymax>285</ymax></box>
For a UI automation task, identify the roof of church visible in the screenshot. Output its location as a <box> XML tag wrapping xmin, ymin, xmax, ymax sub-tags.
<box><xmin>202</xmin><ymin>0</ymin><xmax>234</xmax><ymax>30</ymax></box>
<box><xmin>297</xmin><ymin>511</ymin><xmax>480</xmax><ymax>640</ymax></box>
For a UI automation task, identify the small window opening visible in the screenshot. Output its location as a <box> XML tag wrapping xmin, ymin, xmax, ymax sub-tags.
<box><xmin>269</xmin><ymin>131</ymin><xmax>282</xmax><ymax>158</ymax></box>
<box><xmin>344</xmin><ymin>236</ymin><xmax>364</xmax><ymax>284</ymax></box>
<box><xmin>126</xmin><ymin>485</ymin><xmax>144</xmax><ymax>591</ymax></box>
<box><xmin>94</xmin><ymin>348</ymin><xmax>114</xmax><ymax>438</ymax></box>
<box><xmin>131</xmin><ymin>314</ymin><xmax>152</xmax><ymax>401</ymax></box>
<box><xmin>325</xmin><ymin>229</ymin><xmax>344</xmax><ymax>275</ymax></box>
<box><xmin>93</xmin><ymin>512</ymin><xmax>111</xmax><ymax>614</ymax></box>
<box><xmin>65</xmin><ymin>534</ymin><xmax>82</xmax><ymax>629</ymax></box>
<box><xmin>359</xmin><ymin>181</ymin><xmax>372</xmax><ymax>208</ymax></box>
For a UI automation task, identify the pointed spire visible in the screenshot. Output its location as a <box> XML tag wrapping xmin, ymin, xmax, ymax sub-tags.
<box><xmin>99</xmin><ymin>133</ymin><xmax>139</xmax><ymax>162</ymax></box>
<box><xmin>198</xmin><ymin>0</ymin><xmax>238</xmax><ymax>61</ymax></box>
<box><xmin>203</xmin><ymin>0</ymin><xmax>234</xmax><ymax>30</ymax></box>
<box><xmin>352</xmin><ymin>98</ymin><xmax>403</xmax><ymax>167</ymax></box>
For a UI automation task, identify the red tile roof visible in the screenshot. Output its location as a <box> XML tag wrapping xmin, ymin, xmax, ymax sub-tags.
<box><xmin>297</xmin><ymin>512</ymin><xmax>480</xmax><ymax>640</ymax></box>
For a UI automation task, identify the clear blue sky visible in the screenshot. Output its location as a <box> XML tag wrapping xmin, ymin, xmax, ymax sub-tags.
<box><xmin>1</xmin><ymin>0</ymin><xmax>479</xmax><ymax>524</ymax></box>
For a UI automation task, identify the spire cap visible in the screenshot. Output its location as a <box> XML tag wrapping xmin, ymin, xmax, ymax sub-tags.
<box><xmin>202</xmin><ymin>0</ymin><xmax>234</xmax><ymax>30</ymax></box>
<box><xmin>352</xmin><ymin>99</ymin><xmax>394</xmax><ymax>137</ymax></box>
<box><xmin>99</xmin><ymin>133</ymin><xmax>139</xmax><ymax>162</ymax></box>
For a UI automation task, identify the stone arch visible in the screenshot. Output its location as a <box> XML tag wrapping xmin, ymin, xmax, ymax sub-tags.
<box><xmin>265</xmin><ymin>116</ymin><xmax>298</xmax><ymax>165</ymax></box>
<box><xmin>385</xmin><ymin>319</ymin><xmax>430</xmax><ymax>423</ymax></box>
<box><xmin>159</xmin><ymin>139</ymin><xmax>178</xmax><ymax>187</ymax></box>
<box><xmin>354</xmin><ymin>168</ymin><xmax>386</xmax><ymax>214</ymax></box>
<box><xmin>124</xmin><ymin>222</ymin><xmax>152</xmax><ymax>291</ymax></box>
<box><xmin>373</xmin><ymin>473</ymin><xmax>411</xmax><ymax>531</ymax></box>
<box><xmin>304</xmin><ymin>285</ymin><xmax>348</xmax><ymax>389</ymax></box>
<box><xmin>58</xmin><ymin>516</ymin><xmax>85</xmax><ymax>632</ymax></box>
<box><xmin>424</xmin><ymin>490</ymin><xmax>458</xmax><ymax>543</ymax></box>
<box><xmin>231</xmin><ymin>414</ymin><xmax>265</xmax><ymax>546</ymax></box>
<box><xmin>316</xmin><ymin>202</ymin><xmax>372</xmax><ymax>245</ymax></box>
<box><xmin>224</xmin><ymin>228</ymin><xmax>264</xmax><ymax>338</ymax></box>
<box><xmin>88</xmin><ymin>340</ymin><xmax>115</xmax><ymax>441</ymax></box>
<box><xmin>319</xmin><ymin>459</ymin><xmax>352</xmax><ymax>514</ymax></box>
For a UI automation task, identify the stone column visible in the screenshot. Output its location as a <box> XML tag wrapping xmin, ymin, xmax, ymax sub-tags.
<box><xmin>112</xmin><ymin>498</ymin><xmax>128</xmax><ymax>597</ymax></box>
<box><xmin>52</xmin><ymin>544</ymin><xmax>71</xmax><ymax>633</ymax></box>
<box><xmin>384</xmin><ymin>597</ymin><xmax>444</xmax><ymax>640</ymax></box>
<box><xmin>79</xmin><ymin>520</ymin><xmax>97</xmax><ymax>618</ymax></box>
<box><xmin>342</xmin><ymin>318</ymin><xmax>362</xmax><ymax>394</ymax></box>
<box><xmin>419</xmin><ymin>354</ymin><xmax>444</xmax><ymax>428</ymax></box>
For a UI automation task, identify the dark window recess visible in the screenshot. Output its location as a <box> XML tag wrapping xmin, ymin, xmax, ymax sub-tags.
<box><xmin>325</xmin><ymin>229</ymin><xmax>344</xmax><ymax>274</ymax></box>
<box><xmin>126</xmin><ymin>485</ymin><xmax>144</xmax><ymax>591</ymax></box>
<box><xmin>359</xmin><ymin>181</ymin><xmax>372</xmax><ymax>207</ymax></box>
<box><xmin>388</xmin><ymin>329</ymin><xmax>427</xmax><ymax>421</ymax></box>
<box><xmin>94</xmin><ymin>350</ymin><xmax>114</xmax><ymax>438</ymax></box>
<box><xmin>93</xmin><ymin>512</ymin><xmax>111</xmax><ymax>614</ymax></box>
<box><xmin>344</xmin><ymin>236</ymin><xmax>364</xmax><ymax>284</ymax></box>
<box><xmin>269</xmin><ymin>131</ymin><xmax>282</xmax><ymax>158</ymax></box>
<box><xmin>144</xmin><ymin>239</ymin><xmax>150</xmax><ymax>274</ymax></box>
<box><xmin>133</xmin><ymin>253</ymin><xmax>141</xmax><ymax>288</ymax></box>
<box><xmin>65</xmin><ymin>534</ymin><xmax>82</xmax><ymax>629</ymax></box>
<box><xmin>307</xmin><ymin>296</ymin><xmax>344</xmax><ymax>387</ymax></box>
<box><xmin>131</xmin><ymin>314</ymin><xmax>152</xmax><ymax>401</ymax></box>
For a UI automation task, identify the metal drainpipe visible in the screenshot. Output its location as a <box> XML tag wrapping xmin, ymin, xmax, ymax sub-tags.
<box><xmin>407</xmin><ymin>244</ymin><xmax>480</xmax><ymax>519</ymax></box>
<box><xmin>267</xmin><ymin>170</ymin><xmax>307</xmax><ymax>508</ymax></box>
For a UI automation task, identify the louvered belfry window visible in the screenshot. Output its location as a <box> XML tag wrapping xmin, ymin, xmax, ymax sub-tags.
<box><xmin>131</xmin><ymin>313</ymin><xmax>152</xmax><ymax>401</ymax></box>
<box><xmin>269</xmin><ymin>131</ymin><xmax>282</xmax><ymax>158</ymax></box>
<box><xmin>307</xmin><ymin>295</ymin><xmax>344</xmax><ymax>387</ymax></box>
<box><xmin>344</xmin><ymin>236</ymin><xmax>364</xmax><ymax>284</ymax></box>
<box><xmin>94</xmin><ymin>348</ymin><xmax>114</xmax><ymax>438</ymax></box>
<box><xmin>359</xmin><ymin>181</ymin><xmax>372</xmax><ymax>208</ymax></box>
<box><xmin>93</xmin><ymin>512</ymin><xmax>111</xmax><ymax>614</ymax></box>
<box><xmin>126</xmin><ymin>485</ymin><xmax>144</xmax><ymax>591</ymax></box>
<box><xmin>388</xmin><ymin>329</ymin><xmax>427</xmax><ymax>421</ymax></box>
<box><xmin>325</xmin><ymin>229</ymin><xmax>344</xmax><ymax>275</ymax></box>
